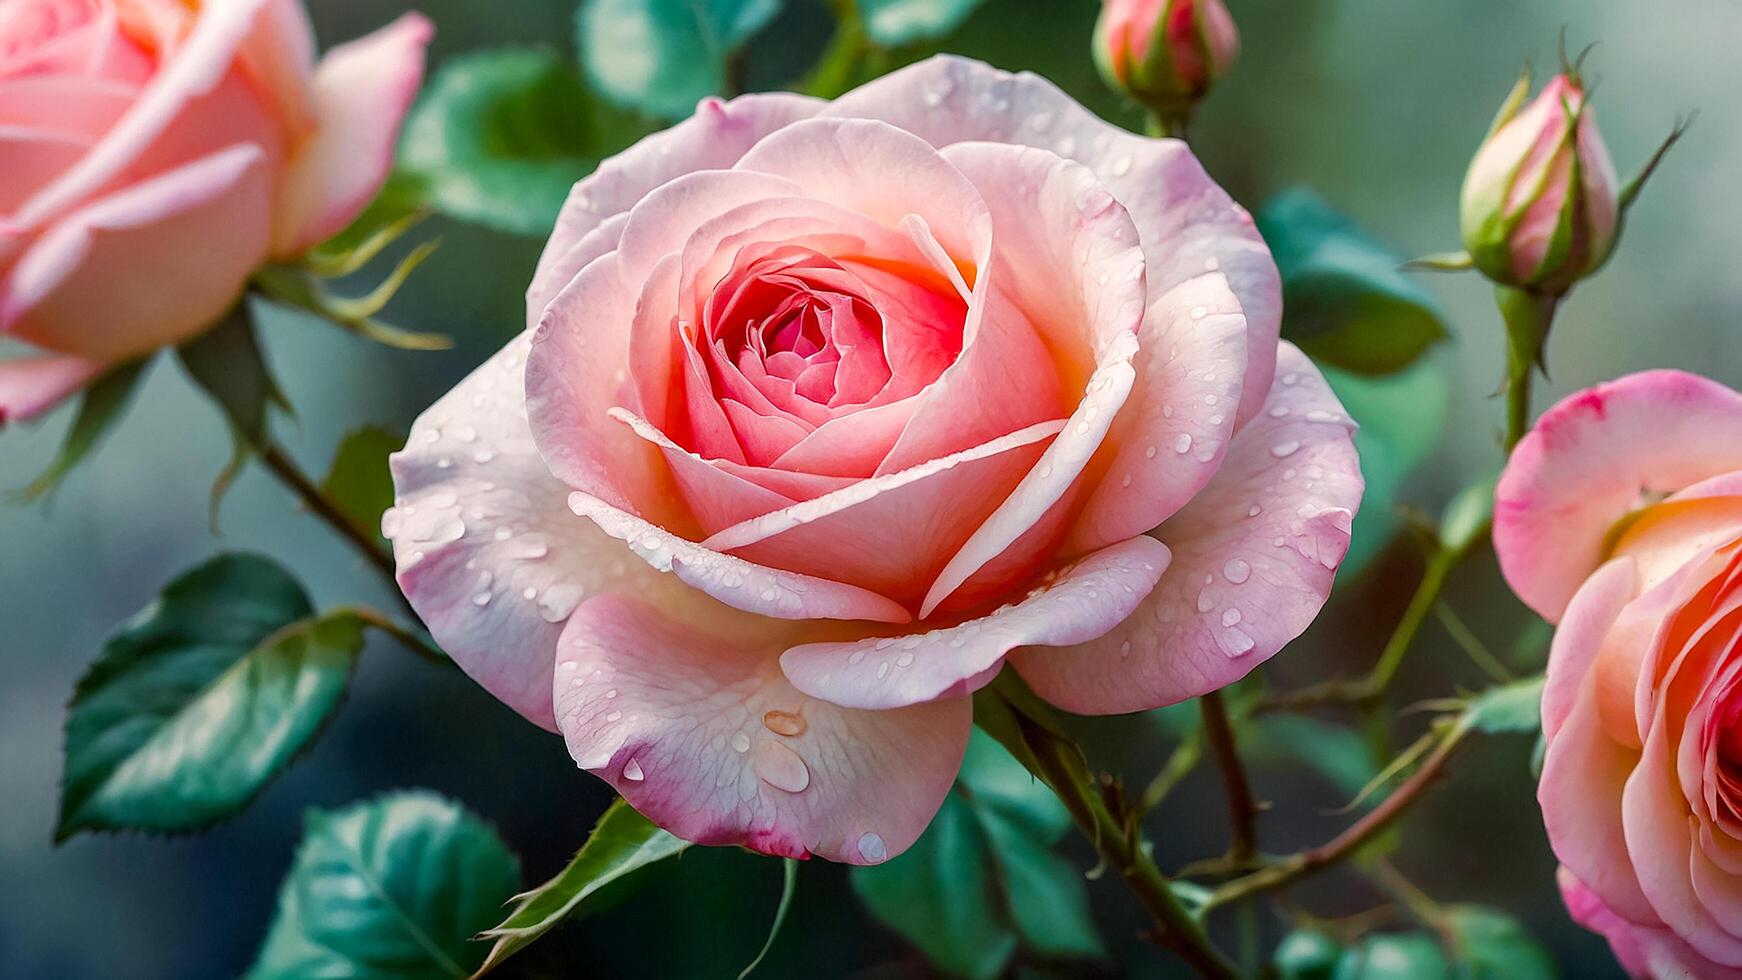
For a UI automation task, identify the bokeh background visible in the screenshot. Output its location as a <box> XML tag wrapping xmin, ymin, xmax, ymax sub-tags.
<box><xmin>4</xmin><ymin>0</ymin><xmax>1740</xmax><ymax>976</ymax></box>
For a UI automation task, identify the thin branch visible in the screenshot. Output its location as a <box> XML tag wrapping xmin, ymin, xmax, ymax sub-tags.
<box><xmin>1139</xmin><ymin>734</ymin><xmax>1203</xmax><ymax>815</ymax></box>
<box><xmin>259</xmin><ymin>441</ymin><xmax>397</xmax><ymax>580</ymax></box>
<box><xmin>1200</xmin><ymin>691</ymin><xmax>1261</xmax><ymax>864</ymax></box>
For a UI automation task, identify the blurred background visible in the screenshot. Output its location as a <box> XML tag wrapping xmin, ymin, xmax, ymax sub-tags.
<box><xmin>4</xmin><ymin>0</ymin><xmax>1740</xmax><ymax>976</ymax></box>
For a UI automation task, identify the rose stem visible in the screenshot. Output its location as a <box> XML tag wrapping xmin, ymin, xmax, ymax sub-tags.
<box><xmin>1496</xmin><ymin>285</ymin><xmax>1559</xmax><ymax>452</ymax></box>
<box><xmin>1202</xmin><ymin>717</ymin><xmax>1472</xmax><ymax>912</ymax></box>
<box><xmin>1199</xmin><ymin>690</ymin><xmax>1260</xmax><ymax>864</ymax></box>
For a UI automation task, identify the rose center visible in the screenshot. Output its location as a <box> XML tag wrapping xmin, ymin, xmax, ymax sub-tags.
<box><xmin>0</xmin><ymin>0</ymin><xmax>101</xmax><ymax>76</ymax></box>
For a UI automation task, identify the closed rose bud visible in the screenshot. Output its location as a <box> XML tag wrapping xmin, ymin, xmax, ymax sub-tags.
<box><xmin>1095</xmin><ymin>0</ymin><xmax>1239</xmax><ymax>124</ymax></box>
<box><xmin>1460</xmin><ymin>72</ymin><xmax>1619</xmax><ymax>294</ymax></box>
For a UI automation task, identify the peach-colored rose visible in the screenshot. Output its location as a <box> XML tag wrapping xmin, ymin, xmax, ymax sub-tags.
<box><xmin>1497</xmin><ymin>371</ymin><xmax>1742</xmax><ymax>978</ymax></box>
<box><xmin>385</xmin><ymin>57</ymin><xmax>1361</xmax><ymax>864</ymax></box>
<box><xmin>0</xmin><ymin>0</ymin><xmax>430</xmax><ymax>423</ymax></box>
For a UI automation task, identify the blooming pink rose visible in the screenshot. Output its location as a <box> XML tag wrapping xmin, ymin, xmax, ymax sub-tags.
<box><xmin>0</xmin><ymin>0</ymin><xmax>431</xmax><ymax>423</ymax></box>
<box><xmin>1496</xmin><ymin>371</ymin><xmax>1742</xmax><ymax>977</ymax></box>
<box><xmin>385</xmin><ymin>57</ymin><xmax>1362</xmax><ymax>864</ymax></box>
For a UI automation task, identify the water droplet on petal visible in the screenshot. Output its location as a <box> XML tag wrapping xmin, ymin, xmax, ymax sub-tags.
<box><xmin>763</xmin><ymin>710</ymin><xmax>806</xmax><ymax>737</ymax></box>
<box><xmin>1224</xmin><ymin>628</ymin><xmax>1257</xmax><ymax>656</ymax></box>
<box><xmin>858</xmin><ymin>832</ymin><xmax>888</xmax><ymax>863</ymax></box>
<box><xmin>1223</xmin><ymin>558</ymin><xmax>1252</xmax><ymax>584</ymax></box>
<box><xmin>622</xmin><ymin>759</ymin><xmax>644</xmax><ymax>781</ymax></box>
<box><xmin>1174</xmin><ymin>434</ymin><xmax>1193</xmax><ymax>454</ymax></box>
<box><xmin>730</xmin><ymin>732</ymin><xmax>751</xmax><ymax>753</ymax></box>
<box><xmin>1271</xmin><ymin>440</ymin><xmax>1301</xmax><ymax>458</ymax></box>
<box><xmin>753</xmin><ymin>741</ymin><xmax>810</xmax><ymax>793</ymax></box>
<box><xmin>1221</xmin><ymin>607</ymin><xmax>1243</xmax><ymax>627</ymax></box>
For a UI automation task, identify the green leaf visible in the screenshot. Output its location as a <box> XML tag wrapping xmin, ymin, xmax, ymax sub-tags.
<box><xmin>309</xmin><ymin>170</ymin><xmax>431</xmax><ymax>271</ymax></box>
<box><xmin>322</xmin><ymin>426</ymin><xmax>403</xmax><ymax>544</ymax></box>
<box><xmin>401</xmin><ymin>48</ymin><xmax>645</xmax><ymax>236</ymax></box>
<box><xmin>1259</xmin><ymin>188</ymin><xmax>1450</xmax><ymax>375</ymax></box>
<box><xmin>1440</xmin><ymin>475</ymin><xmax>1498</xmax><ymax>557</ymax></box>
<box><xmin>1443</xmin><ymin>905</ymin><xmax>1556</xmax><ymax>979</ymax></box>
<box><xmin>15</xmin><ymin>357</ymin><xmax>149</xmax><ymax>501</ymax></box>
<box><xmin>577</xmin><ymin>0</ymin><xmax>782</xmax><ymax>119</ymax></box>
<box><xmin>1322</xmin><ymin>359</ymin><xmax>1451</xmax><ymax>576</ymax></box>
<box><xmin>177</xmin><ymin>304</ymin><xmax>291</xmax><ymax>524</ymax></box>
<box><xmin>57</xmin><ymin>554</ymin><xmax>360</xmax><ymax>839</ymax></box>
<box><xmin>248</xmin><ymin>791</ymin><xmax>520</xmax><ymax>980</ymax></box>
<box><xmin>860</xmin><ymin>0</ymin><xmax>990</xmax><ymax>46</ymax></box>
<box><xmin>1334</xmin><ymin>933</ymin><xmax>1450</xmax><ymax>979</ymax></box>
<box><xmin>1464</xmin><ymin>675</ymin><xmax>1545</xmax><ymax>735</ymax></box>
<box><xmin>852</xmin><ymin>792</ymin><xmax>1015</xmax><ymax>980</ymax></box>
<box><xmin>737</xmin><ymin>858</ymin><xmax>798</xmax><ymax>980</ymax></box>
<box><xmin>1248</xmin><ymin>715</ymin><xmax>1377</xmax><ymax>799</ymax></box>
<box><xmin>854</xmin><ymin>732</ymin><xmax>1102</xmax><ymax>976</ymax></box>
<box><xmin>1276</xmin><ymin>928</ymin><xmax>1345</xmax><ymax>980</ymax></box>
<box><xmin>475</xmin><ymin>799</ymin><xmax>687</xmax><ymax>976</ymax></box>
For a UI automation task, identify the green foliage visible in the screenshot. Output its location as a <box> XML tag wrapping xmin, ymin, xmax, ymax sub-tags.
<box><xmin>737</xmin><ymin>858</ymin><xmax>799</xmax><ymax>979</ymax></box>
<box><xmin>1464</xmin><ymin>675</ymin><xmax>1545</xmax><ymax>736</ymax></box>
<box><xmin>247</xmin><ymin>791</ymin><xmax>520</xmax><ymax>980</ymax></box>
<box><xmin>176</xmin><ymin>305</ymin><xmax>291</xmax><ymax>523</ymax></box>
<box><xmin>402</xmin><ymin>48</ymin><xmax>645</xmax><ymax>236</ymax></box>
<box><xmin>860</xmin><ymin>0</ymin><xmax>990</xmax><ymax>46</ymax></box>
<box><xmin>1334</xmin><ymin>932</ymin><xmax>1450</xmax><ymax>979</ymax></box>
<box><xmin>1323</xmin><ymin>359</ymin><xmax>1451</xmax><ymax>576</ymax></box>
<box><xmin>1443</xmin><ymin>905</ymin><xmax>1556</xmax><ymax>979</ymax></box>
<box><xmin>475</xmin><ymin>799</ymin><xmax>688</xmax><ymax>975</ymax></box>
<box><xmin>57</xmin><ymin>554</ymin><xmax>359</xmax><ymax>839</ymax></box>
<box><xmin>15</xmin><ymin>358</ymin><xmax>149</xmax><ymax>501</ymax></box>
<box><xmin>851</xmin><ymin>731</ymin><xmax>1104</xmax><ymax>977</ymax></box>
<box><xmin>578</xmin><ymin>0</ymin><xmax>782</xmax><ymax>118</ymax></box>
<box><xmin>1275</xmin><ymin>928</ymin><xmax>1345</xmax><ymax>980</ymax></box>
<box><xmin>322</xmin><ymin>426</ymin><xmax>403</xmax><ymax>544</ymax></box>
<box><xmin>1439</xmin><ymin>475</ymin><xmax>1498</xmax><ymax>557</ymax></box>
<box><xmin>1260</xmin><ymin>188</ymin><xmax>1450</xmax><ymax>375</ymax></box>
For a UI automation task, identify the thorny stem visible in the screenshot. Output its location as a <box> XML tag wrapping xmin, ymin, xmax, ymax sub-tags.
<box><xmin>1200</xmin><ymin>690</ymin><xmax>1260</xmax><ymax>864</ymax></box>
<box><xmin>1204</xmin><ymin>718</ymin><xmax>1472</xmax><ymax>912</ymax></box>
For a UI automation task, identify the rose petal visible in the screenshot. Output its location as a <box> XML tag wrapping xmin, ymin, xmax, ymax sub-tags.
<box><xmin>387</xmin><ymin>332</ymin><xmax>697</xmax><ymax>730</ymax></box>
<box><xmin>0</xmin><ymin>352</ymin><xmax>112</xmax><ymax>425</ymax></box>
<box><xmin>1497</xmin><ymin>370</ymin><xmax>1742</xmax><ymax>622</ymax></box>
<box><xmin>527</xmin><ymin>92</ymin><xmax>824</xmax><ymax>326</ymax></box>
<box><xmin>782</xmin><ymin>535</ymin><xmax>1170</xmax><ymax>710</ymax></box>
<box><xmin>272</xmin><ymin>12</ymin><xmax>432</xmax><ymax>256</ymax></box>
<box><xmin>1545</xmin><ymin>558</ymin><xmax>1639</xmax><ymax>740</ymax></box>
<box><xmin>0</xmin><ymin>126</ymin><xmax>90</xmax><ymax>213</ymax></box>
<box><xmin>822</xmin><ymin>55</ymin><xmax>1280</xmax><ymax>427</ymax></box>
<box><xmin>1</xmin><ymin>144</ymin><xmax>270</xmax><ymax>359</ymax></box>
<box><xmin>568</xmin><ymin>491</ymin><xmax>913</xmax><ymax>625</ymax></box>
<box><xmin>1011</xmin><ymin>344</ymin><xmax>1360</xmax><ymax>714</ymax></box>
<box><xmin>235</xmin><ymin>0</ymin><xmax>318</xmax><ymax>138</ymax></box>
<box><xmin>553</xmin><ymin>594</ymin><xmax>969</xmax><ymax>864</ymax></box>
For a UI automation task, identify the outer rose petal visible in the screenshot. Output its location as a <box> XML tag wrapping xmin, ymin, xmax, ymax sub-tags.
<box><xmin>386</xmin><ymin>332</ymin><xmax>698</xmax><ymax>730</ymax></box>
<box><xmin>526</xmin><ymin>92</ymin><xmax>825</xmax><ymax>328</ymax></box>
<box><xmin>782</xmin><ymin>535</ymin><xmax>1171</xmax><ymax>710</ymax></box>
<box><xmin>821</xmin><ymin>55</ymin><xmax>1280</xmax><ymax>427</ymax></box>
<box><xmin>554</xmin><ymin>594</ymin><xmax>970</xmax><ymax>864</ymax></box>
<box><xmin>272</xmin><ymin>13</ymin><xmax>432</xmax><ymax>257</ymax></box>
<box><xmin>234</xmin><ymin>0</ymin><xmax>318</xmax><ymax>138</ymax></box>
<box><xmin>8</xmin><ymin>0</ymin><xmax>272</xmax><ymax>234</ymax></box>
<box><xmin>1544</xmin><ymin>558</ymin><xmax>1639</xmax><ymax>740</ymax></box>
<box><xmin>0</xmin><ymin>352</ymin><xmax>112</xmax><ymax>425</ymax></box>
<box><xmin>1011</xmin><ymin>344</ymin><xmax>1360</xmax><ymax>714</ymax></box>
<box><xmin>1</xmin><ymin>144</ymin><xmax>270</xmax><ymax>359</ymax></box>
<box><xmin>1496</xmin><ymin>370</ymin><xmax>1742</xmax><ymax>622</ymax></box>
<box><xmin>1559</xmin><ymin>868</ymin><xmax>1742</xmax><ymax>980</ymax></box>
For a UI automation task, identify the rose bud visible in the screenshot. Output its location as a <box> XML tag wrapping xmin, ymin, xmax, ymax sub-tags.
<box><xmin>1459</xmin><ymin>69</ymin><xmax>1619</xmax><ymax>295</ymax></box>
<box><xmin>1095</xmin><ymin>0</ymin><xmax>1239</xmax><ymax>128</ymax></box>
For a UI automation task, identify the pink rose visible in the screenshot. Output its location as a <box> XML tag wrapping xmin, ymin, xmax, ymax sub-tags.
<box><xmin>1095</xmin><ymin>0</ymin><xmax>1239</xmax><ymax>107</ymax></box>
<box><xmin>1496</xmin><ymin>371</ymin><xmax>1742</xmax><ymax>977</ymax></box>
<box><xmin>0</xmin><ymin>0</ymin><xmax>431</xmax><ymax>423</ymax></box>
<box><xmin>385</xmin><ymin>57</ymin><xmax>1362</xmax><ymax>864</ymax></box>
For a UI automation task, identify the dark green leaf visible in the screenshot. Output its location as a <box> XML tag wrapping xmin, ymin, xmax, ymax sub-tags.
<box><xmin>1443</xmin><ymin>905</ymin><xmax>1556</xmax><ymax>979</ymax></box>
<box><xmin>578</xmin><ymin>0</ymin><xmax>782</xmax><ymax>118</ymax></box>
<box><xmin>1322</xmin><ymin>360</ymin><xmax>1450</xmax><ymax>576</ymax></box>
<box><xmin>1276</xmin><ymin>928</ymin><xmax>1345</xmax><ymax>980</ymax></box>
<box><xmin>1464</xmin><ymin>675</ymin><xmax>1545</xmax><ymax>735</ymax></box>
<box><xmin>176</xmin><ymin>304</ymin><xmax>287</xmax><ymax>449</ymax></box>
<box><xmin>58</xmin><ymin>554</ymin><xmax>359</xmax><ymax>839</ymax></box>
<box><xmin>15</xmin><ymin>358</ymin><xmax>149</xmax><ymax>501</ymax></box>
<box><xmin>976</xmin><ymin>804</ymin><xmax>1104</xmax><ymax>961</ymax></box>
<box><xmin>248</xmin><ymin>791</ymin><xmax>520</xmax><ymax>980</ymax></box>
<box><xmin>322</xmin><ymin>426</ymin><xmax>403</xmax><ymax>544</ymax></box>
<box><xmin>1259</xmin><ymin>189</ymin><xmax>1450</xmax><ymax>375</ymax></box>
<box><xmin>860</xmin><ymin>0</ymin><xmax>990</xmax><ymax>46</ymax></box>
<box><xmin>737</xmin><ymin>858</ymin><xmax>798</xmax><ymax>980</ymax></box>
<box><xmin>852</xmin><ymin>792</ymin><xmax>1015</xmax><ymax>980</ymax></box>
<box><xmin>475</xmin><ymin>799</ymin><xmax>687</xmax><ymax>976</ymax></box>
<box><xmin>1334</xmin><ymin>933</ymin><xmax>1449</xmax><ymax>979</ymax></box>
<box><xmin>401</xmin><ymin>48</ymin><xmax>645</xmax><ymax>236</ymax></box>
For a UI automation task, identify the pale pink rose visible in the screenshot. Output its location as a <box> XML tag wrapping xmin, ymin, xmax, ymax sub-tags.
<box><xmin>0</xmin><ymin>0</ymin><xmax>431</xmax><ymax>423</ymax></box>
<box><xmin>385</xmin><ymin>57</ymin><xmax>1362</xmax><ymax>864</ymax></box>
<box><xmin>1496</xmin><ymin>371</ymin><xmax>1742</xmax><ymax>977</ymax></box>
<box><xmin>1460</xmin><ymin>73</ymin><xmax>1620</xmax><ymax>294</ymax></box>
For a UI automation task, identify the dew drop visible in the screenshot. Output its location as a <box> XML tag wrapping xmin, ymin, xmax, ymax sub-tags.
<box><xmin>753</xmin><ymin>741</ymin><xmax>811</xmax><ymax>792</ymax></box>
<box><xmin>1223</xmin><ymin>558</ymin><xmax>1252</xmax><ymax>584</ymax></box>
<box><xmin>896</xmin><ymin>652</ymin><xmax>916</xmax><ymax>668</ymax></box>
<box><xmin>859</xmin><ymin>832</ymin><xmax>888</xmax><ymax>863</ymax></box>
<box><xmin>848</xmin><ymin>649</ymin><xmax>867</xmax><ymax>665</ymax></box>
<box><xmin>1190</xmin><ymin>305</ymin><xmax>1208</xmax><ymax>320</ymax></box>
<box><xmin>1145</xmin><ymin>444</ymin><xmax>1158</xmax><ymax>459</ymax></box>
<box><xmin>763</xmin><ymin>710</ymin><xmax>806</xmax><ymax>737</ymax></box>
<box><xmin>1119</xmin><ymin>640</ymin><xmax>1132</xmax><ymax>658</ymax></box>
<box><xmin>1248</xmin><ymin>504</ymin><xmax>1263</xmax><ymax>517</ymax></box>
<box><xmin>471</xmin><ymin>591</ymin><xmax>492</xmax><ymax>607</ymax></box>
<box><xmin>1111</xmin><ymin>155</ymin><xmax>1133</xmax><ymax>177</ymax></box>
<box><xmin>1221</xmin><ymin>607</ymin><xmax>1243</xmax><ymax>627</ymax></box>
<box><xmin>1173</xmin><ymin>433</ymin><xmax>1193</xmax><ymax>454</ymax></box>
<box><xmin>1196</xmin><ymin>590</ymin><xmax>1215</xmax><ymax>613</ymax></box>
<box><xmin>1224</xmin><ymin>628</ymin><xmax>1257</xmax><ymax>656</ymax></box>
<box><xmin>1270</xmin><ymin>440</ymin><xmax>1301</xmax><ymax>458</ymax></box>
<box><xmin>605</xmin><ymin>710</ymin><xmax>621</xmax><ymax>722</ymax></box>
<box><xmin>1268</xmin><ymin>405</ymin><xmax>1291</xmax><ymax>419</ymax></box>
<box><xmin>622</xmin><ymin>758</ymin><xmax>644</xmax><ymax>781</ymax></box>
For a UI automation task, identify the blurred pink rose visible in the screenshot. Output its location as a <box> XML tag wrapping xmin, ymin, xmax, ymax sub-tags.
<box><xmin>1497</xmin><ymin>371</ymin><xmax>1742</xmax><ymax>977</ymax></box>
<box><xmin>385</xmin><ymin>57</ymin><xmax>1362</xmax><ymax>864</ymax></box>
<box><xmin>0</xmin><ymin>0</ymin><xmax>430</xmax><ymax>423</ymax></box>
<box><xmin>1095</xmin><ymin>0</ymin><xmax>1238</xmax><ymax>109</ymax></box>
<box><xmin>1460</xmin><ymin>72</ymin><xmax>1619</xmax><ymax>294</ymax></box>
